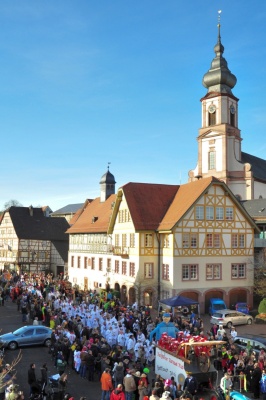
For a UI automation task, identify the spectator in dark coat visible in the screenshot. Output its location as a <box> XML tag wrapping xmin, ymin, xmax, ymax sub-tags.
<box><xmin>27</xmin><ymin>363</ymin><xmax>37</xmax><ymax>395</ymax></box>
<box><xmin>183</xmin><ymin>372</ymin><xmax>198</xmax><ymax>396</ymax></box>
<box><xmin>252</xmin><ymin>363</ymin><xmax>262</xmax><ymax>399</ymax></box>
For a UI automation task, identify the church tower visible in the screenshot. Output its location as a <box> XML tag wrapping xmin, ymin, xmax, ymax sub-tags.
<box><xmin>100</xmin><ymin>166</ymin><xmax>116</xmax><ymax>202</ymax></box>
<box><xmin>189</xmin><ymin>22</ymin><xmax>254</xmax><ymax>200</ymax></box>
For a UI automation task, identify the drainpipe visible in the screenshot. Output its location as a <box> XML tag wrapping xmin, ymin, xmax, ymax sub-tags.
<box><xmin>156</xmin><ymin>232</ymin><xmax>161</xmax><ymax>312</ymax></box>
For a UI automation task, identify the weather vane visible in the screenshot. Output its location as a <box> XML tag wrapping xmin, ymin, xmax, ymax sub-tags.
<box><xmin>218</xmin><ymin>10</ymin><xmax>222</xmax><ymax>26</ymax></box>
<box><xmin>107</xmin><ymin>161</ymin><xmax>111</xmax><ymax>170</ymax></box>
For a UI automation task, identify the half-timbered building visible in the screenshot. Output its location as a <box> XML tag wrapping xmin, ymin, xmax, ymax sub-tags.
<box><xmin>0</xmin><ymin>206</ymin><xmax>69</xmax><ymax>275</ymax></box>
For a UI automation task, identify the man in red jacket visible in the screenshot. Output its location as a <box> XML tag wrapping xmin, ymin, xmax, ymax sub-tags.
<box><xmin>110</xmin><ymin>384</ymin><xmax>126</xmax><ymax>400</ymax></box>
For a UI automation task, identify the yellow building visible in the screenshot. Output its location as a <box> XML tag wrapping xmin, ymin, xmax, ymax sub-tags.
<box><xmin>68</xmin><ymin>175</ymin><xmax>258</xmax><ymax>313</ymax></box>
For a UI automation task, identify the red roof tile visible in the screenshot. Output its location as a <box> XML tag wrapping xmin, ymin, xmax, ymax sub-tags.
<box><xmin>121</xmin><ymin>182</ymin><xmax>179</xmax><ymax>231</ymax></box>
<box><xmin>67</xmin><ymin>194</ymin><xmax>116</xmax><ymax>234</ymax></box>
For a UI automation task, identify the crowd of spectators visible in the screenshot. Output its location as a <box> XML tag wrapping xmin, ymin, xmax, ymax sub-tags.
<box><xmin>2</xmin><ymin>271</ymin><xmax>266</xmax><ymax>400</ymax></box>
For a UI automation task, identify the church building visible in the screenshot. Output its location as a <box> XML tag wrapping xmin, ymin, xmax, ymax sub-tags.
<box><xmin>189</xmin><ymin>23</ymin><xmax>266</xmax><ymax>201</ymax></box>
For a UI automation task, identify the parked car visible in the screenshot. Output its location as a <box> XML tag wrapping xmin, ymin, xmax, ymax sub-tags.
<box><xmin>233</xmin><ymin>334</ymin><xmax>266</xmax><ymax>356</ymax></box>
<box><xmin>0</xmin><ymin>326</ymin><xmax>52</xmax><ymax>350</ymax></box>
<box><xmin>208</xmin><ymin>298</ymin><xmax>227</xmax><ymax>315</ymax></box>
<box><xmin>210</xmin><ymin>309</ymin><xmax>253</xmax><ymax>328</ymax></box>
<box><xmin>235</xmin><ymin>302</ymin><xmax>250</xmax><ymax>314</ymax></box>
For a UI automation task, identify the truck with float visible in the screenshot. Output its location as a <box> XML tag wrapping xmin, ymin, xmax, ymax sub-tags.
<box><xmin>155</xmin><ymin>334</ymin><xmax>251</xmax><ymax>400</ymax></box>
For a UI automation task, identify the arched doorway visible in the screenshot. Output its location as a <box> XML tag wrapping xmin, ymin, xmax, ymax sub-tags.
<box><xmin>229</xmin><ymin>289</ymin><xmax>248</xmax><ymax>308</ymax></box>
<box><xmin>114</xmin><ymin>282</ymin><xmax>120</xmax><ymax>292</ymax></box>
<box><xmin>180</xmin><ymin>291</ymin><xmax>199</xmax><ymax>302</ymax></box>
<box><xmin>204</xmin><ymin>290</ymin><xmax>224</xmax><ymax>313</ymax></box>
<box><xmin>143</xmin><ymin>289</ymin><xmax>153</xmax><ymax>307</ymax></box>
<box><xmin>121</xmin><ymin>285</ymin><xmax>127</xmax><ymax>305</ymax></box>
<box><xmin>128</xmin><ymin>287</ymin><xmax>136</xmax><ymax>305</ymax></box>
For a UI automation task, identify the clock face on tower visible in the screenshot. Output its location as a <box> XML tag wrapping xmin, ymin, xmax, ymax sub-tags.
<box><xmin>230</xmin><ymin>105</ymin><xmax>235</xmax><ymax>114</ymax></box>
<box><xmin>208</xmin><ymin>104</ymin><xmax>216</xmax><ymax>113</ymax></box>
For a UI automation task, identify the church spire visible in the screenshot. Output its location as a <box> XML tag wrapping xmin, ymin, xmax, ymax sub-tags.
<box><xmin>202</xmin><ymin>12</ymin><xmax>237</xmax><ymax>95</ymax></box>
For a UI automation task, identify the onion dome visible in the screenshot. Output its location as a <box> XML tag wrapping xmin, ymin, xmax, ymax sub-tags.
<box><xmin>99</xmin><ymin>167</ymin><xmax>116</xmax><ymax>185</ymax></box>
<box><xmin>202</xmin><ymin>24</ymin><xmax>237</xmax><ymax>94</ymax></box>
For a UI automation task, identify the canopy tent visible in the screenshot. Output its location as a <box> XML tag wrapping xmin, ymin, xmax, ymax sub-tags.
<box><xmin>160</xmin><ymin>295</ymin><xmax>200</xmax><ymax>316</ymax></box>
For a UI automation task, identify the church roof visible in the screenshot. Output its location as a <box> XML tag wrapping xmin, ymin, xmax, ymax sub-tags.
<box><xmin>241</xmin><ymin>199</ymin><xmax>266</xmax><ymax>222</ymax></box>
<box><xmin>202</xmin><ymin>24</ymin><xmax>237</xmax><ymax>95</ymax></box>
<box><xmin>241</xmin><ymin>152</ymin><xmax>266</xmax><ymax>182</ymax></box>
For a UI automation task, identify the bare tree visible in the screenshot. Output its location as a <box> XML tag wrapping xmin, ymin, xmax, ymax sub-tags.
<box><xmin>0</xmin><ymin>350</ymin><xmax>22</xmax><ymax>390</ymax></box>
<box><xmin>3</xmin><ymin>199</ymin><xmax>23</xmax><ymax>210</ymax></box>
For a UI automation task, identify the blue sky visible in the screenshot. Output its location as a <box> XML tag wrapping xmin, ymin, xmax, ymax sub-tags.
<box><xmin>1</xmin><ymin>1</ymin><xmax>266</xmax><ymax>211</ymax></box>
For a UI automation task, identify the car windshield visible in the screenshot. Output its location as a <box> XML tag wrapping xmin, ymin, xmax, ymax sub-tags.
<box><xmin>213</xmin><ymin>304</ymin><xmax>225</xmax><ymax>310</ymax></box>
<box><xmin>213</xmin><ymin>313</ymin><xmax>224</xmax><ymax>318</ymax></box>
<box><xmin>13</xmin><ymin>327</ymin><xmax>27</xmax><ymax>336</ymax></box>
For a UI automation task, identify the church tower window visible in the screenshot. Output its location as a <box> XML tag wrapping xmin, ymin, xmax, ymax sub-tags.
<box><xmin>208</xmin><ymin>150</ymin><xmax>216</xmax><ymax>170</ymax></box>
<box><xmin>230</xmin><ymin>105</ymin><xmax>235</xmax><ymax>127</ymax></box>
<box><xmin>208</xmin><ymin>110</ymin><xmax>216</xmax><ymax>126</ymax></box>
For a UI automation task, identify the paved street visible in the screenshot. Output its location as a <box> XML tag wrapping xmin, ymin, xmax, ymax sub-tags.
<box><xmin>0</xmin><ymin>301</ymin><xmax>101</xmax><ymax>400</ymax></box>
<box><xmin>1</xmin><ymin>301</ymin><xmax>265</xmax><ymax>400</ymax></box>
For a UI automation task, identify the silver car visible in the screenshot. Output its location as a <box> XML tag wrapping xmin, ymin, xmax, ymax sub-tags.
<box><xmin>210</xmin><ymin>309</ymin><xmax>253</xmax><ymax>328</ymax></box>
<box><xmin>0</xmin><ymin>326</ymin><xmax>52</xmax><ymax>350</ymax></box>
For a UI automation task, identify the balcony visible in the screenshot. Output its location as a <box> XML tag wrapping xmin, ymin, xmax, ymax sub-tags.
<box><xmin>113</xmin><ymin>246</ymin><xmax>129</xmax><ymax>257</ymax></box>
<box><xmin>254</xmin><ymin>233</ymin><xmax>266</xmax><ymax>248</ymax></box>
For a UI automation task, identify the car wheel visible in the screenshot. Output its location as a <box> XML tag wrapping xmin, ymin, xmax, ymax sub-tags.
<box><xmin>44</xmin><ymin>338</ymin><xmax>52</xmax><ymax>347</ymax></box>
<box><xmin>247</xmin><ymin>318</ymin><xmax>252</xmax><ymax>325</ymax></box>
<box><xmin>227</xmin><ymin>321</ymin><xmax>232</xmax><ymax>328</ymax></box>
<box><xmin>8</xmin><ymin>341</ymin><xmax>18</xmax><ymax>350</ymax></box>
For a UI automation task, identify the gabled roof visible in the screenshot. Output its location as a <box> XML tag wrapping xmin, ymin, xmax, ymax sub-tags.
<box><xmin>68</xmin><ymin>199</ymin><xmax>92</xmax><ymax>226</ymax></box>
<box><xmin>67</xmin><ymin>194</ymin><xmax>116</xmax><ymax>234</ymax></box>
<box><xmin>6</xmin><ymin>207</ymin><xmax>69</xmax><ymax>240</ymax></box>
<box><xmin>242</xmin><ymin>152</ymin><xmax>266</xmax><ymax>182</ymax></box>
<box><xmin>158</xmin><ymin>177</ymin><xmax>219</xmax><ymax>231</ymax></box>
<box><xmin>52</xmin><ymin>203</ymin><xmax>85</xmax><ymax>215</ymax></box>
<box><xmin>118</xmin><ymin>183</ymin><xmax>180</xmax><ymax>231</ymax></box>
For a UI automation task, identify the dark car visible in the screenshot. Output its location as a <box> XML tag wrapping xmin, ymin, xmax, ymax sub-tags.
<box><xmin>0</xmin><ymin>326</ymin><xmax>52</xmax><ymax>350</ymax></box>
<box><xmin>233</xmin><ymin>334</ymin><xmax>266</xmax><ymax>356</ymax></box>
<box><xmin>235</xmin><ymin>302</ymin><xmax>250</xmax><ymax>315</ymax></box>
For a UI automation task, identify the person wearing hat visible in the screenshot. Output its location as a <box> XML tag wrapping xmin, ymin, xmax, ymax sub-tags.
<box><xmin>183</xmin><ymin>372</ymin><xmax>198</xmax><ymax>397</ymax></box>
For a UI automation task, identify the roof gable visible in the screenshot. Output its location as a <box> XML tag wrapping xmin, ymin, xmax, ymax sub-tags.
<box><xmin>118</xmin><ymin>182</ymin><xmax>179</xmax><ymax>231</ymax></box>
<box><xmin>67</xmin><ymin>194</ymin><xmax>116</xmax><ymax>234</ymax></box>
<box><xmin>158</xmin><ymin>177</ymin><xmax>221</xmax><ymax>230</ymax></box>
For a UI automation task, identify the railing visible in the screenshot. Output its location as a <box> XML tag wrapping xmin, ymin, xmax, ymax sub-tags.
<box><xmin>113</xmin><ymin>246</ymin><xmax>129</xmax><ymax>256</ymax></box>
<box><xmin>254</xmin><ymin>234</ymin><xmax>266</xmax><ymax>248</ymax></box>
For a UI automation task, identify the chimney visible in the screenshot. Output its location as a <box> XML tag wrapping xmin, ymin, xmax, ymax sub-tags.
<box><xmin>29</xmin><ymin>205</ymin><xmax>33</xmax><ymax>217</ymax></box>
